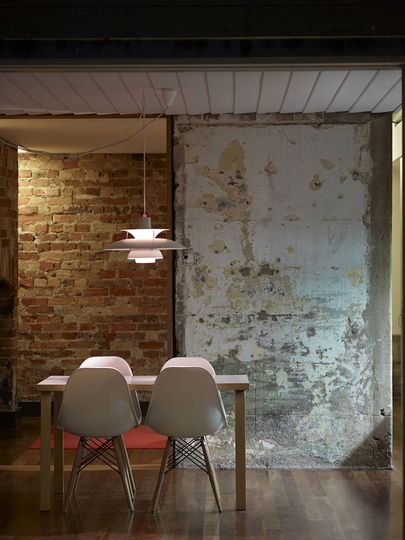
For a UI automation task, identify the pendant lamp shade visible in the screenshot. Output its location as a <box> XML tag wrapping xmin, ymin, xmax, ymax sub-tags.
<box><xmin>105</xmin><ymin>235</ymin><xmax>186</xmax><ymax>251</ymax></box>
<box><xmin>104</xmin><ymin>217</ymin><xmax>185</xmax><ymax>263</ymax></box>
<box><xmin>103</xmin><ymin>90</ymin><xmax>185</xmax><ymax>263</ymax></box>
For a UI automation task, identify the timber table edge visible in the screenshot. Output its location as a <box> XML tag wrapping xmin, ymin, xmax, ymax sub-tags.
<box><xmin>37</xmin><ymin>374</ymin><xmax>250</xmax><ymax>392</ymax></box>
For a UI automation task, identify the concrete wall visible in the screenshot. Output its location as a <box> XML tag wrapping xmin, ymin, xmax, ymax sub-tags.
<box><xmin>18</xmin><ymin>153</ymin><xmax>172</xmax><ymax>400</ymax></box>
<box><xmin>174</xmin><ymin>113</ymin><xmax>392</xmax><ymax>468</ymax></box>
<box><xmin>0</xmin><ymin>142</ymin><xmax>18</xmax><ymax>411</ymax></box>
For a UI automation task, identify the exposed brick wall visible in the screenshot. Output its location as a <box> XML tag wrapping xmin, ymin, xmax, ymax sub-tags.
<box><xmin>0</xmin><ymin>142</ymin><xmax>18</xmax><ymax>411</ymax></box>
<box><xmin>18</xmin><ymin>153</ymin><xmax>172</xmax><ymax>400</ymax></box>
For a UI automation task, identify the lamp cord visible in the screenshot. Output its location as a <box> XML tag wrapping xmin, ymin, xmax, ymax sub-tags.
<box><xmin>0</xmin><ymin>106</ymin><xmax>169</xmax><ymax>158</ymax></box>
<box><xmin>143</xmin><ymin>92</ymin><xmax>147</xmax><ymax>216</ymax></box>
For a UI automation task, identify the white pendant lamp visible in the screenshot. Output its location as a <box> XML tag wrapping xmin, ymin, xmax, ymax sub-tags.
<box><xmin>104</xmin><ymin>90</ymin><xmax>185</xmax><ymax>263</ymax></box>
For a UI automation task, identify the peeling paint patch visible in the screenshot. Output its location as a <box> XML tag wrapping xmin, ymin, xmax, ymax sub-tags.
<box><xmin>307</xmin><ymin>327</ymin><xmax>316</xmax><ymax>337</ymax></box>
<box><xmin>276</xmin><ymin>369</ymin><xmax>289</xmax><ymax>396</ymax></box>
<box><xmin>285</xmin><ymin>213</ymin><xmax>300</xmax><ymax>221</ymax></box>
<box><xmin>319</xmin><ymin>158</ymin><xmax>335</xmax><ymax>170</ymax></box>
<box><xmin>345</xmin><ymin>267</ymin><xmax>364</xmax><ymax>286</ymax></box>
<box><xmin>264</xmin><ymin>161</ymin><xmax>279</xmax><ymax>175</ymax></box>
<box><xmin>219</xmin><ymin>139</ymin><xmax>246</xmax><ymax>176</ymax></box>
<box><xmin>209</xmin><ymin>239</ymin><xmax>226</xmax><ymax>254</ymax></box>
<box><xmin>191</xmin><ymin>266</ymin><xmax>217</xmax><ymax>298</ymax></box>
<box><xmin>185</xmin><ymin>154</ymin><xmax>199</xmax><ymax>164</ymax></box>
<box><xmin>309</xmin><ymin>174</ymin><xmax>324</xmax><ymax>191</ymax></box>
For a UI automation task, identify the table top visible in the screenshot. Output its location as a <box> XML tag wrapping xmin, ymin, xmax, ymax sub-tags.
<box><xmin>37</xmin><ymin>374</ymin><xmax>250</xmax><ymax>392</ymax></box>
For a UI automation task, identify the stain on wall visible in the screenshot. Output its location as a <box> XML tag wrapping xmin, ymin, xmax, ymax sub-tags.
<box><xmin>174</xmin><ymin>113</ymin><xmax>392</xmax><ymax>468</ymax></box>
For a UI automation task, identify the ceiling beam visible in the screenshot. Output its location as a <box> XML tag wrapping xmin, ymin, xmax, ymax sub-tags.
<box><xmin>0</xmin><ymin>38</ymin><xmax>405</xmax><ymax>69</ymax></box>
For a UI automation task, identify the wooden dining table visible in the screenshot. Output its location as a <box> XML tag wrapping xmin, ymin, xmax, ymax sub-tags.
<box><xmin>37</xmin><ymin>373</ymin><xmax>250</xmax><ymax>512</ymax></box>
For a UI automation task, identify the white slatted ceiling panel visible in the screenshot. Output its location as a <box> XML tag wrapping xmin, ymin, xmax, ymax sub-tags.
<box><xmin>234</xmin><ymin>71</ymin><xmax>262</xmax><ymax>114</ymax></box>
<box><xmin>281</xmin><ymin>71</ymin><xmax>320</xmax><ymax>113</ymax></box>
<box><xmin>257</xmin><ymin>71</ymin><xmax>290</xmax><ymax>113</ymax></box>
<box><xmin>6</xmin><ymin>73</ymin><xmax>69</xmax><ymax>114</ymax></box>
<box><xmin>0</xmin><ymin>73</ymin><xmax>52</xmax><ymax>114</ymax></box>
<box><xmin>350</xmin><ymin>70</ymin><xmax>401</xmax><ymax>113</ymax></box>
<box><xmin>0</xmin><ymin>79</ymin><xmax>23</xmax><ymax>114</ymax></box>
<box><xmin>90</xmin><ymin>72</ymin><xmax>138</xmax><ymax>115</ymax></box>
<box><xmin>373</xmin><ymin>79</ymin><xmax>402</xmax><ymax>113</ymax></box>
<box><xmin>206</xmin><ymin>72</ymin><xmax>234</xmax><ymax>114</ymax></box>
<box><xmin>0</xmin><ymin>69</ymin><xmax>401</xmax><ymax>115</ymax></box>
<box><xmin>326</xmin><ymin>70</ymin><xmax>377</xmax><ymax>112</ymax></box>
<box><xmin>177</xmin><ymin>72</ymin><xmax>210</xmax><ymax>115</ymax></box>
<box><xmin>303</xmin><ymin>71</ymin><xmax>348</xmax><ymax>114</ymax></box>
<box><xmin>63</xmin><ymin>73</ymin><xmax>117</xmax><ymax>115</ymax></box>
<box><xmin>34</xmin><ymin>72</ymin><xmax>93</xmax><ymax>114</ymax></box>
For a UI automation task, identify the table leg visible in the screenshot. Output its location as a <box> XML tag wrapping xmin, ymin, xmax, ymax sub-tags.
<box><xmin>54</xmin><ymin>392</ymin><xmax>64</xmax><ymax>494</ymax></box>
<box><xmin>235</xmin><ymin>389</ymin><xmax>246</xmax><ymax>511</ymax></box>
<box><xmin>40</xmin><ymin>391</ymin><xmax>52</xmax><ymax>511</ymax></box>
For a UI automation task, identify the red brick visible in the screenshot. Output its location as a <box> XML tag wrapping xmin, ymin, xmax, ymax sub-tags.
<box><xmin>22</xmin><ymin>298</ymin><xmax>48</xmax><ymax>306</ymax></box>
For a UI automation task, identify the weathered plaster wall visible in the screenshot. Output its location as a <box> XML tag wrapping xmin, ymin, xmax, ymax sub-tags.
<box><xmin>174</xmin><ymin>113</ymin><xmax>392</xmax><ymax>468</ymax></box>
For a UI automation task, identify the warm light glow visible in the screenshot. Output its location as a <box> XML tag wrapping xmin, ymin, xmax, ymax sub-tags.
<box><xmin>127</xmin><ymin>248</ymin><xmax>163</xmax><ymax>264</ymax></box>
<box><xmin>135</xmin><ymin>258</ymin><xmax>156</xmax><ymax>263</ymax></box>
<box><xmin>124</xmin><ymin>228</ymin><xmax>167</xmax><ymax>240</ymax></box>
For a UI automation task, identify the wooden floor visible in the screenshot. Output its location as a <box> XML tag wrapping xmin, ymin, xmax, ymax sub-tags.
<box><xmin>0</xmin><ymin>407</ymin><xmax>402</xmax><ymax>540</ymax></box>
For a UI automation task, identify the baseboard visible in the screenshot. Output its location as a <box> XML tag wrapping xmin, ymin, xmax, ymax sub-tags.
<box><xmin>18</xmin><ymin>400</ymin><xmax>149</xmax><ymax>418</ymax></box>
<box><xmin>0</xmin><ymin>407</ymin><xmax>22</xmax><ymax>429</ymax></box>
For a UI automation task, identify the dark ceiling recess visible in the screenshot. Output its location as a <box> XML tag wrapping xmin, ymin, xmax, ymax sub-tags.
<box><xmin>1</xmin><ymin>2</ymin><xmax>405</xmax><ymax>39</ymax></box>
<box><xmin>1</xmin><ymin>3</ymin><xmax>405</xmax><ymax>66</ymax></box>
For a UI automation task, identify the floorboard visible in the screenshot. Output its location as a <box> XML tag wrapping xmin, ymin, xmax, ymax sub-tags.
<box><xmin>0</xmin><ymin>404</ymin><xmax>401</xmax><ymax>540</ymax></box>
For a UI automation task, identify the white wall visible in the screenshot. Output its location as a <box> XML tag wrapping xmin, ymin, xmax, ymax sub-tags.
<box><xmin>392</xmin><ymin>120</ymin><xmax>402</xmax><ymax>336</ymax></box>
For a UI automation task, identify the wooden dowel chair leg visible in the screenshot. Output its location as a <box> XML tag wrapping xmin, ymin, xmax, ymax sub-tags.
<box><xmin>202</xmin><ymin>437</ymin><xmax>222</xmax><ymax>512</ymax></box>
<box><xmin>118</xmin><ymin>435</ymin><xmax>136</xmax><ymax>497</ymax></box>
<box><xmin>73</xmin><ymin>444</ymin><xmax>86</xmax><ymax>494</ymax></box>
<box><xmin>64</xmin><ymin>438</ymin><xmax>86</xmax><ymax>512</ymax></box>
<box><xmin>113</xmin><ymin>437</ymin><xmax>134</xmax><ymax>512</ymax></box>
<box><xmin>151</xmin><ymin>437</ymin><xmax>171</xmax><ymax>513</ymax></box>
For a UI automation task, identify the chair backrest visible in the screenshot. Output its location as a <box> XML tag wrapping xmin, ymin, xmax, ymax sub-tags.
<box><xmin>145</xmin><ymin>365</ymin><xmax>227</xmax><ymax>438</ymax></box>
<box><xmin>161</xmin><ymin>356</ymin><xmax>216</xmax><ymax>378</ymax></box>
<box><xmin>79</xmin><ymin>356</ymin><xmax>133</xmax><ymax>377</ymax></box>
<box><xmin>79</xmin><ymin>356</ymin><xmax>141</xmax><ymax>424</ymax></box>
<box><xmin>57</xmin><ymin>367</ymin><xmax>139</xmax><ymax>437</ymax></box>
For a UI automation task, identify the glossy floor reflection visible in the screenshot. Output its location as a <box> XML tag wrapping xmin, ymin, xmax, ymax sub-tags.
<box><xmin>0</xmin><ymin>404</ymin><xmax>401</xmax><ymax>540</ymax></box>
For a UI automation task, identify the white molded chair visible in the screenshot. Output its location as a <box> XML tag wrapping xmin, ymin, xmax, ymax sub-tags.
<box><xmin>80</xmin><ymin>356</ymin><xmax>132</xmax><ymax>375</ymax></box>
<box><xmin>57</xmin><ymin>367</ymin><xmax>140</xmax><ymax>512</ymax></box>
<box><xmin>79</xmin><ymin>356</ymin><xmax>142</xmax><ymax>423</ymax></box>
<box><xmin>145</xmin><ymin>357</ymin><xmax>227</xmax><ymax>512</ymax></box>
<box><xmin>161</xmin><ymin>356</ymin><xmax>216</xmax><ymax>377</ymax></box>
